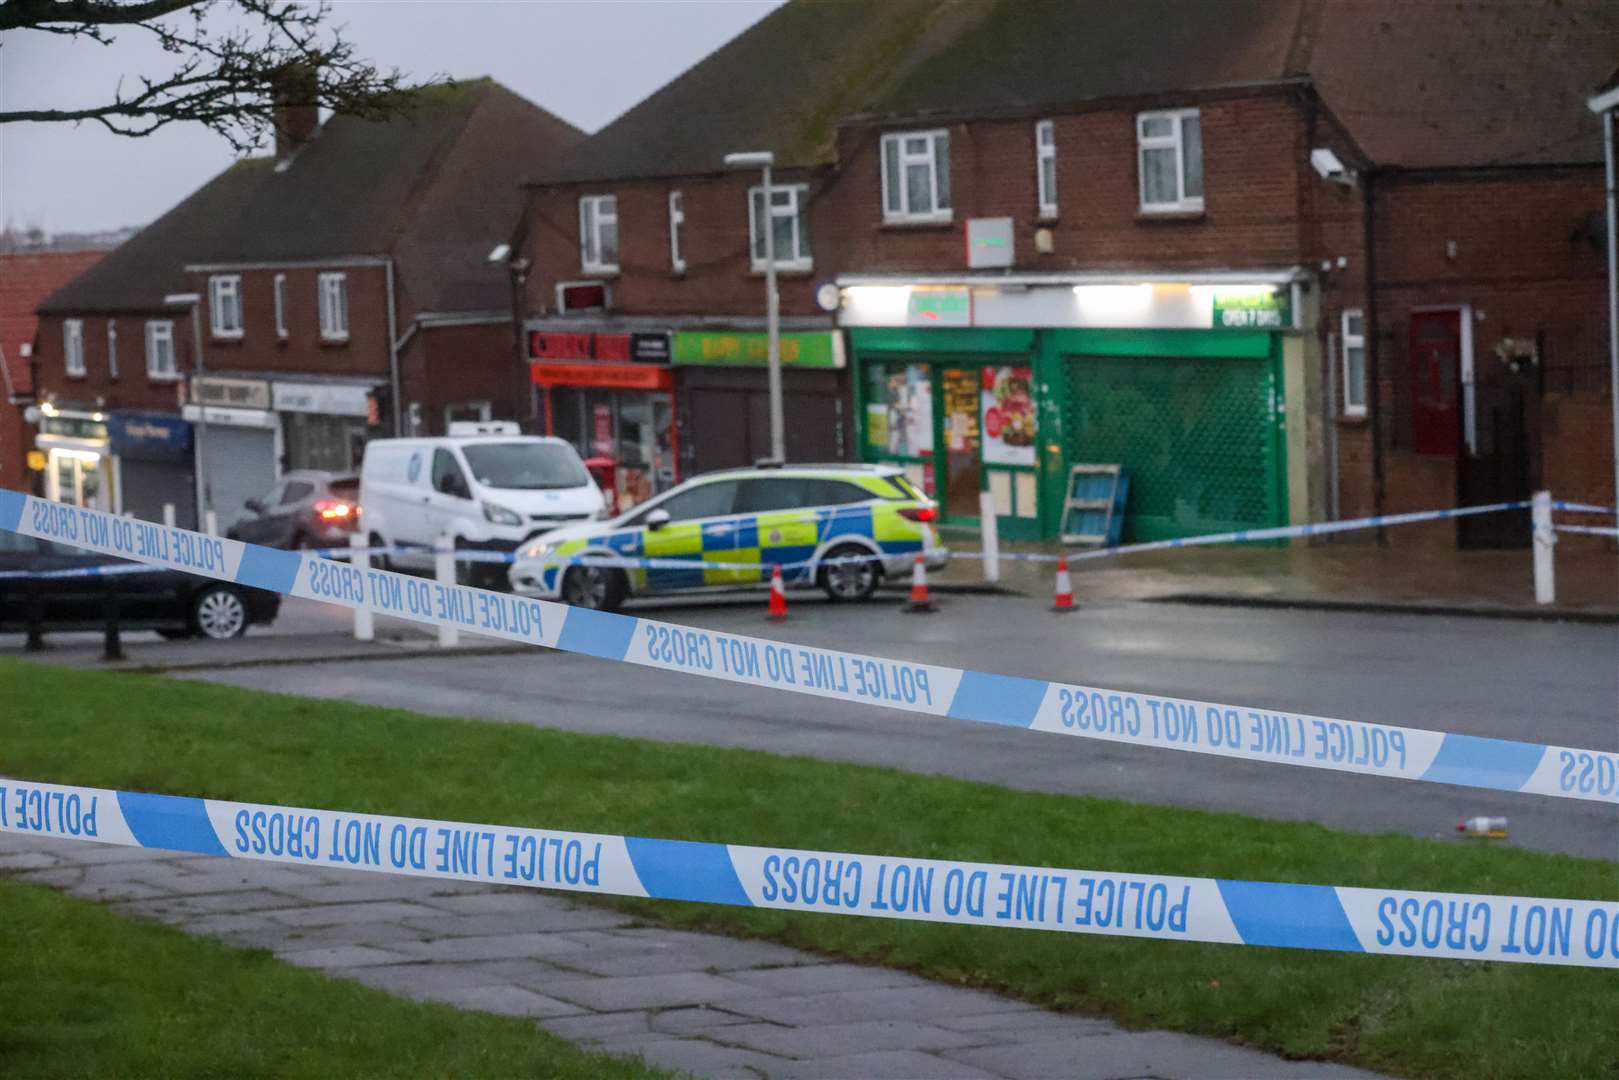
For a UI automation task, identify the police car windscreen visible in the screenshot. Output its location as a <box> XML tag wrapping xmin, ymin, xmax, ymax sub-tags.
<box><xmin>462</xmin><ymin>443</ymin><xmax>589</xmax><ymax>490</ymax></box>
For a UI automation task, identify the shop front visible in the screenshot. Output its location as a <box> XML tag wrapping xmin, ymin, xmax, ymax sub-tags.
<box><xmin>107</xmin><ymin>410</ymin><xmax>196</xmax><ymax>528</ymax></box>
<box><xmin>670</xmin><ymin>329</ymin><xmax>849</xmax><ymax>474</ymax></box>
<box><xmin>33</xmin><ymin>406</ymin><xmax>114</xmax><ymax>512</ymax></box>
<box><xmin>184</xmin><ymin>376</ymin><xmax>280</xmax><ymax>531</ymax></box>
<box><xmin>841</xmin><ymin>274</ymin><xmax>1310</xmax><ymax>543</ymax></box>
<box><xmin>530</xmin><ymin>329</ymin><xmax>676</xmax><ymax>513</ymax></box>
<box><xmin>271</xmin><ymin>378</ymin><xmax>382</xmax><ymax>473</ymax></box>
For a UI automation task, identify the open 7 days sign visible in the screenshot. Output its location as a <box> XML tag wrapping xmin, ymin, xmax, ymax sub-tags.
<box><xmin>1212</xmin><ymin>288</ymin><xmax>1292</xmax><ymax>329</ymax></box>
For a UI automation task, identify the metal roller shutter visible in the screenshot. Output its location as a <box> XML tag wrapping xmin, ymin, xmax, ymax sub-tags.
<box><xmin>199</xmin><ymin>425</ymin><xmax>277</xmax><ymax>532</ymax></box>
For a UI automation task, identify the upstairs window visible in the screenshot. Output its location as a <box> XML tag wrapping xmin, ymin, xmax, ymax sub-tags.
<box><xmin>668</xmin><ymin>191</ymin><xmax>686</xmax><ymax>273</ymax></box>
<box><xmin>579</xmin><ymin>194</ymin><xmax>619</xmax><ymax>274</ymax></box>
<box><xmin>106</xmin><ymin>321</ymin><xmax>119</xmax><ymax>379</ymax></box>
<box><xmin>1036</xmin><ymin>120</ymin><xmax>1057</xmax><ymax>218</ymax></box>
<box><xmin>1137</xmin><ymin>109</ymin><xmax>1203</xmax><ymax>212</ymax></box>
<box><xmin>64</xmin><ymin>319</ymin><xmax>85</xmax><ymax>377</ymax></box>
<box><xmin>881</xmin><ymin>130</ymin><xmax>951</xmax><ymax>222</ymax></box>
<box><xmin>1341</xmin><ymin>309</ymin><xmax>1367</xmax><ymax>417</ymax></box>
<box><xmin>145</xmin><ymin>320</ymin><xmax>177</xmax><ymax>380</ymax></box>
<box><xmin>274</xmin><ymin>273</ymin><xmax>288</xmax><ymax>338</ymax></box>
<box><xmin>749</xmin><ymin>184</ymin><xmax>812</xmax><ymax>271</ymax></box>
<box><xmin>209</xmin><ymin>274</ymin><xmax>243</xmax><ymax>338</ymax></box>
<box><xmin>318</xmin><ymin>272</ymin><xmax>348</xmax><ymax>341</ymax></box>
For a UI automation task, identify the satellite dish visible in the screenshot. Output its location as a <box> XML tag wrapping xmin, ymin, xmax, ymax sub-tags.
<box><xmin>815</xmin><ymin>283</ymin><xmax>841</xmax><ymax>312</ymax></box>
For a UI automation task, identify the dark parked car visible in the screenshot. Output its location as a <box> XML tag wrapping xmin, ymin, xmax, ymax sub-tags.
<box><xmin>0</xmin><ymin>532</ymin><xmax>279</xmax><ymax>640</ymax></box>
<box><xmin>228</xmin><ymin>471</ymin><xmax>360</xmax><ymax>550</ymax></box>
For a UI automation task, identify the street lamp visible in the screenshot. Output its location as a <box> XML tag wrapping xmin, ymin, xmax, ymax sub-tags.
<box><xmin>164</xmin><ymin>291</ymin><xmax>210</xmax><ymax>524</ymax></box>
<box><xmin>724</xmin><ymin>150</ymin><xmax>784</xmax><ymax>464</ymax></box>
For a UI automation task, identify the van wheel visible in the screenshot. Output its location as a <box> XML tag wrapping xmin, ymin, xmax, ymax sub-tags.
<box><xmin>368</xmin><ymin>533</ymin><xmax>393</xmax><ymax>572</ymax></box>
<box><xmin>562</xmin><ymin>566</ymin><xmax>626</xmax><ymax>612</ymax></box>
<box><xmin>819</xmin><ymin>544</ymin><xmax>880</xmax><ymax>602</ymax></box>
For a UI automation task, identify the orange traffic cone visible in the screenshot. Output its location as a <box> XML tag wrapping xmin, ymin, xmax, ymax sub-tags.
<box><xmin>903</xmin><ymin>552</ymin><xmax>936</xmax><ymax>613</ymax></box>
<box><xmin>1052</xmin><ymin>554</ymin><xmax>1077</xmax><ymax>613</ymax></box>
<box><xmin>767</xmin><ymin>564</ymin><xmax>789</xmax><ymax>621</ymax></box>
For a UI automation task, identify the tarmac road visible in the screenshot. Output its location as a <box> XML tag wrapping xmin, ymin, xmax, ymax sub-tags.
<box><xmin>180</xmin><ymin>592</ymin><xmax>1619</xmax><ymax>861</ymax></box>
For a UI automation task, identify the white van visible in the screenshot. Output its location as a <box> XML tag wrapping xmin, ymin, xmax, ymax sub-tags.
<box><xmin>359</xmin><ymin>422</ymin><xmax>604</xmax><ymax>587</ymax></box>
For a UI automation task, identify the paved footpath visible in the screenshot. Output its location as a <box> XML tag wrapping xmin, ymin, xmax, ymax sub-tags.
<box><xmin>3</xmin><ymin>833</ymin><xmax>1387</xmax><ymax>1080</ymax></box>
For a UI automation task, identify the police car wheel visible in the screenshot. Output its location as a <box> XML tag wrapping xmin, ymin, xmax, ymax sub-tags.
<box><xmin>820</xmin><ymin>544</ymin><xmax>879</xmax><ymax>602</ymax></box>
<box><xmin>563</xmin><ymin>566</ymin><xmax>626</xmax><ymax>612</ymax></box>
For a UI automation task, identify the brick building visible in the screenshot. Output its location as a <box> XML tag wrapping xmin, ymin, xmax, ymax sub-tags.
<box><xmin>0</xmin><ymin>250</ymin><xmax>109</xmax><ymax>495</ymax></box>
<box><xmin>33</xmin><ymin>79</ymin><xmax>581</xmax><ymax>530</ymax></box>
<box><xmin>518</xmin><ymin>0</ymin><xmax>1618</xmax><ymax>545</ymax></box>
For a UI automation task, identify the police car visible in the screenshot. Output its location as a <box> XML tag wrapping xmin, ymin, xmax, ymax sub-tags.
<box><xmin>508</xmin><ymin>464</ymin><xmax>947</xmax><ymax>611</ymax></box>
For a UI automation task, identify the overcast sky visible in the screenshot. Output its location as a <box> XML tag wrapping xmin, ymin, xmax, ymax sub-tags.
<box><xmin>2</xmin><ymin>0</ymin><xmax>784</xmax><ymax>234</ymax></box>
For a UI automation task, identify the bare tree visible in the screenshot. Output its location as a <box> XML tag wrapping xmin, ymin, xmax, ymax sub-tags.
<box><xmin>1</xmin><ymin>0</ymin><xmax>426</xmax><ymax>150</ymax></box>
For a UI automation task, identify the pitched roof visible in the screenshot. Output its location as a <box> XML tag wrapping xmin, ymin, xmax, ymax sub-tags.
<box><xmin>550</xmin><ymin>0</ymin><xmax>1618</xmax><ymax>183</ymax></box>
<box><xmin>41</xmin><ymin>79</ymin><xmax>583</xmax><ymax>317</ymax></box>
<box><xmin>1</xmin><ymin>250</ymin><xmax>107</xmax><ymax>397</ymax></box>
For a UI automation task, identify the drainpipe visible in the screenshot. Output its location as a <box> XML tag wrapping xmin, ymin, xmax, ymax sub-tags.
<box><xmin>1361</xmin><ymin>169</ymin><xmax>1387</xmax><ymax>544</ymax></box>
<box><xmin>385</xmin><ymin>257</ymin><xmax>403</xmax><ymax>436</ymax></box>
<box><xmin>1602</xmin><ymin>108</ymin><xmax>1619</xmax><ymax>540</ymax></box>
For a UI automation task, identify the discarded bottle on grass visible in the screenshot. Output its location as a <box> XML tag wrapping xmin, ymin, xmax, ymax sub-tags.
<box><xmin>1456</xmin><ymin>816</ymin><xmax>1508</xmax><ymax>838</ymax></box>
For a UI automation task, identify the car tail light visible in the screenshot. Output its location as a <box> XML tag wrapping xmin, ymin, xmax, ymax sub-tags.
<box><xmin>897</xmin><ymin>505</ymin><xmax>938</xmax><ymax>523</ymax></box>
<box><xmin>316</xmin><ymin>500</ymin><xmax>355</xmax><ymax>521</ymax></box>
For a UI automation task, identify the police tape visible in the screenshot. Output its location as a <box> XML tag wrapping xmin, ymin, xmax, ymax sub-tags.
<box><xmin>1</xmin><ymin>776</ymin><xmax>1613</xmax><ymax>968</ymax></box>
<box><xmin>1555</xmin><ymin>524</ymin><xmax>1619</xmax><ymax>538</ymax></box>
<box><xmin>1552</xmin><ymin>502</ymin><xmax>1617</xmax><ymax>515</ymax></box>
<box><xmin>3</xmin><ymin>490</ymin><xmax>1615</xmax><ymax>805</ymax></box>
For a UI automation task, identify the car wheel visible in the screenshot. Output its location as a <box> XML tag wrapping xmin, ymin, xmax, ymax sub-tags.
<box><xmin>456</xmin><ymin>558</ymin><xmax>508</xmax><ymax>592</ymax></box>
<box><xmin>562</xmin><ymin>565</ymin><xmax>626</xmax><ymax>612</ymax></box>
<box><xmin>191</xmin><ymin>585</ymin><xmax>249</xmax><ymax>640</ymax></box>
<box><xmin>368</xmin><ymin>533</ymin><xmax>393</xmax><ymax>573</ymax></box>
<box><xmin>819</xmin><ymin>544</ymin><xmax>880</xmax><ymax>602</ymax></box>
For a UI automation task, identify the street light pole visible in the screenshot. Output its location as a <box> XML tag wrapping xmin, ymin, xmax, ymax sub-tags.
<box><xmin>164</xmin><ymin>292</ymin><xmax>208</xmax><ymax>526</ymax></box>
<box><xmin>724</xmin><ymin>150</ymin><xmax>784</xmax><ymax>463</ymax></box>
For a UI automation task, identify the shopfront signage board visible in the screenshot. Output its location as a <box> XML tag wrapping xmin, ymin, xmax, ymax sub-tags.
<box><xmin>192</xmin><ymin>376</ymin><xmax>270</xmax><ymax>411</ymax></box>
<box><xmin>670</xmin><ymin>331</ymin><xmax>844</xmax><ymax>369</ymax></box>
<box><xmin>1212</xmin><ymin>289</ymin><xmax>1291</xmax><ymax>329</ymax></box>
<box><xmin>965</xmin><ymin>217</ymin><xmax>1014</xmax><ymax>269</ymax></box>
<box><xmin>272</xmin><ymin>382</ymin><xmax>372</xmax><ymax>417</ymax></box>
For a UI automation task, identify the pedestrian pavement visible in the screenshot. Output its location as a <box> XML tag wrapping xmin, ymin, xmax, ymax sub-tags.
<box><xmin>2</xmin><ymin>832</ymin><xmax>1389</xmax><ymax>1080</ymax></box>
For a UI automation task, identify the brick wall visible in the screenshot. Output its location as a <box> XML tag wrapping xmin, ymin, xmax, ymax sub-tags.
<box><xmin>190</xmin><ymin>265</ymin><xmax>392</xmax><ymax>379</ymax></box>
<box><xmin>33</xmin><ymin>311</ymin><xmax>196</xmax><ymax>413</ymax></box>
<box><xmin>400</xmin><ymin>320</ymin><xmax>529</xmax><ymax>435</ymax></box>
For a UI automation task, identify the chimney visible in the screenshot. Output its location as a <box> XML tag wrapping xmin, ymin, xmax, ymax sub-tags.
<box><xmin>270</xmin><ymin>63</ymin><xmax>319</xmax><ymax>167</ymax></box>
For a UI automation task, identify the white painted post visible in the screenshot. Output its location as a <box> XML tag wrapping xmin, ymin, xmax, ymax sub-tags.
<box><xmin>1532</xmin><ymin>490</ymin><xmax>1556</xmax><ymax>606</ymax></box>
<box><xmin>351</xmin><ymin>533</ymin><xmax>374</xmax><ymax>642</ymax></box>
<box><xmin>162</xmin><ymin>503</ymin><xmax>176</xmax><ymax>528</ymax></box>
<box><xmin>978</xmin><ymin>490</ymin><xmax>1001</xmax><ymax>584</ymax></box>
<box><xmin>204</xmin><ymin>509</ymin><xmax>218</xmax><ymax>536</ymax></box>
<box><xmin>435</xmin><ymin>533</ymin><xmax>459</xmax><ymax>648</ymax></box>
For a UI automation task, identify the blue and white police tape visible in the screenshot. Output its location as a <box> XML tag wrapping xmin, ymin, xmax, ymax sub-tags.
<box><xmin>2</xmin><ymin>776</ymin><xmax>1613</xmax><ymax>968</ymax></box>
<box><xmin>0</xmin><ymin>561</ymin><xmax>170</xmax><ymax>581</ymax></box>
<box><xmin>1552</xmin><ymin>502</ymin><xmax>1617</xmax><ymax>515</ymax></box>
<box><xmin>3</xmin><ymin>490</ymin><xmax>1615</xmax><ymax>805</ymax></box>
<box><xmin>1556</xmin><ymin>524</ymin><xmax>1619</xmax><ymax>538</ymax></box>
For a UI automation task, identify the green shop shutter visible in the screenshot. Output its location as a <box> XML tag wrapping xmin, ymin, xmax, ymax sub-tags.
<box><xmin>1063</xmin><ymin>353</ymin><xmax>1284</xmax><ymax>542</ymax></box>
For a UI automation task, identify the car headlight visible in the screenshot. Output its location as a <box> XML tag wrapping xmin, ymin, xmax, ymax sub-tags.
<box><xmin>520</xmin><ymin>541</ymin><xmax>554</xmax><ymax>561</ymax></box>
<box><xmin>482</xmin><ymin>501</ymin><xmax>522</xmax><ymax>526</ymax></box>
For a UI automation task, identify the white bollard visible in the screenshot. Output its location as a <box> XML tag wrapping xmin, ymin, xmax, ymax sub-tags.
<box><xmin>162</xmin><ymin>503</ymin><xmax>176</xmax><ymax>528</ymax></box>
<box><xmin>978</xmin><ymin>489</ymin><xmax>1001</xmax><ymax>585</ymax></box>
<box><xmin>1531</xmin><ymin>490</ymin><xmax>1556</xmax><ymax>605</ymax></box>
<box><xmin>204</xmin><ymin>510</ymin><xmax>218</xmax><ymax>536</ymax></box>
<box><xmin>351</xmin><ymin>533</ymin><xmax>374</xmax><ymax>642</ymax></box>
<box><xmin>435</xmin><ymin>533</ymin><xmax>459</xmax><ymax>649</ymax></box>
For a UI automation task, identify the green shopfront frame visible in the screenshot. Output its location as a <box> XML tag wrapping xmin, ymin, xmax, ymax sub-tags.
<box><xmin>850</xmin><ymin>326</ymin><xmax>1290</xmax><ymax>543</ymax></box>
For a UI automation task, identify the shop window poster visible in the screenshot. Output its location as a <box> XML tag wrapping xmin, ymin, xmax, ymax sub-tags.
<box><xmin>980</xmin><ymin>366</ymin><xmax>1036</xmax><ymax>467</ymax></box>
<box><xmin>878</xmin><ymin>365</ymin><xmax>934</xmax><ymax>457</ymax></box>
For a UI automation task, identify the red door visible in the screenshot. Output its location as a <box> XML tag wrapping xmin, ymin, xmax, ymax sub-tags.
<box><xmin>1409</xmin><ymin>310</ymin><xmax>1462</xmax><ymax>456</ymax></box>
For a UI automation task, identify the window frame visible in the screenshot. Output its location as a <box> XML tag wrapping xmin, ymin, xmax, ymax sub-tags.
<box><xmin>208</xmin><ymin>274</ymin><xmax>243</xmax><ymax>339</ymax></box>
<box><xmin>1341</xmin><ymin>308</ymin><xmax>1367</xmax><ymax>417</ymax></box>
<box><xmin>1136</xmin><ymin>108</ymin><xmax>1204</xmax><ymax>213</ymax></box>
<box><xmin>748</xmin><ymin>183</ymin><xmax>813</xmax><ymax>272</ymax></box>
<box><xmin>144</xmin><ymin>320</ymin><xmax>178</xmax><ymax>381</ymax></box>
<box><xmin>317</xmin><ymin>272</ymin><xmax>349</xmax><ymax>342</ymax></box>
<box><xmin>64</xmin><ymin>319</ymin><xmax>85</xmax><ymax>377</ymax></box>
<box><xmin>579</xmin><ymin>194</ymin><xmax>619</xmax><ymax>275</ymax></box>
<box><xmin>668</xmin><ymin>190</ymin><xmax>686</xmax><ymax>273</ymax></box>
<box><xmin>1035</xmin><ymin>119</ymin><xmax>1058</xmax><ymax>219</ymax></box>
<box><xmin>880</xmin><ymin>129</ymin><xmax>953</xmax><ymax>223</ymax></box>
<box><xmin>106</xmin><ymin>320</ymin><xmax>119</xmax><ymax>380</ymax></box>
<box><xmin>273</xmin><ymin>273</ymin><xmax>288</xmax><ymax>339</ymax></box>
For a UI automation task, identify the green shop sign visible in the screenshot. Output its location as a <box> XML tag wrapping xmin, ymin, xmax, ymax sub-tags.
<box><xmin>1211</xmin><ymin>289</ymin><xmax>1291</xmax><ymax>330</ymax></box>
<box><xmin>671</xmin><ymin>331</ymin><xmax>844</xmax><ymax>368</ymax></box>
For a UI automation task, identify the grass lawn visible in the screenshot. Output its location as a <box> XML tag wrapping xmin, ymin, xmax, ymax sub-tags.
<box><xmin>0</xmin><ymin>876</ymin><xmax>673</xmax><ymax>1080</ymax></box>
<box><xmin>2</xmin><ymin>656</ymin><xmax>1615</xmax><ymax>1080</ymax></box>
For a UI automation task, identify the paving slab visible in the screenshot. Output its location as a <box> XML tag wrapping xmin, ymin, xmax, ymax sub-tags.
<box><xmin>389</xmin><ymin>931</ymin><xmax>586</xmax><ymax>963</ymax></box>
<box><xmin>728</xmin><ymin>983</ymin><xmax>1034</xmax><ymax>1027</ymax></box>
<box><xmin>427</xmin><ymin>984</ymin><xmax>586</xmax><ymax>1019</ymax></box>
<box><xmin>647</xmin><ymin>1005</ymin><xmax>763</xmax><ymax>1036</ymax></box>
<box><xmin>344</xmin><ymin>962</ymin><xmax>506</xmax><ymax>996</ymax></box>
<box><xmin>942</xmin><ymin>1030</ymin><xmax>1388</xmax><ymax>1080</ymax></box>
<box><xmin>401</xmin><ymin>907</ymin><xmax>630</xmax><ymax>938</ymax></box>
<box><xmin>626</xmin><ymin>1038</ymin><xmax>793</xmax><ymax>1080</ymax></box>
<box><xmin>275</xmin><ymin>944</ymin><xmax>414</xmax><ymax>970</ymax></box>
<box><xmin>113</xmin><ymin>889</ymin><xmax>304</xmax><ymax>919</ymax></box>
<box><xmin>776</xmin><ymin>1048</ymin><xmax>1002</xmax><ymax>1079</ymax></box>
<box><xmin>537</xmin><ymin>1009</ymin><xmax>653</xmax><ymax>1043</ymax></box>
<box><xmin>542</xmin><ymin>971</ymin><xmax>761</xmax><ymax>1012</ymax></box>
<box><xmin>267</xmin><ymin>900</ymin><xmax>446</xmax><ymax>927</ymax></box>
<box><xmin>719</xmin><ymin>1018</ymin><xmax>982</xmax><ymax>1059</ymax></box>
<box><xmin>726</xmin><ymin>961</ymin><xmax>930</xmax><ymax>996</ymax></box>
